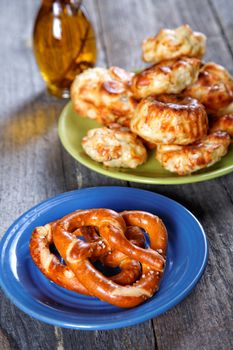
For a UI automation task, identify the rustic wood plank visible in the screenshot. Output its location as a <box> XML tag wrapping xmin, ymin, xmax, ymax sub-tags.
<box><xmin>0</xmin><ymin>327</ymin><xmax>15</xmax><ymax>350</ymax></box>
<box><xmin>208</xmin><ymin>0</ymin><xmax>233</xmax><ymax>204</ymax></box>
<box><xmin>61</xmin><ymin>323</ymin><xmax>157</xmax><ymax>350</ymax></box>
<box><xmin>95</xmin><ymin>0</ymin><xmax>233</xmax><ymax>349</ymax></box>
<box><xmin>1</xmin><ymin>0</ymin><xmax>233</xmax><ymax>349</ymax></box>
<box><xmin>209</xmin><ymin>0</ymin><xmax>233</xmax><ymax>54</ymax></box>
<box><xmin>1</xmin><ymin>294</ymin><xmax>59</xmax><ymax>350</ymax></box>
<box><xmin>0</xmin><ymin>1</ymin><xmax>68</xmax><ymax>349</ymax></box>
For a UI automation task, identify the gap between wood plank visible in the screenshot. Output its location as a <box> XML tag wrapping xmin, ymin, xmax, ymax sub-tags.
<box><xmin>54</xmin><ymin>327</ymin><xmax>64</xmax><ymax>350</ymax></box>
<box><xmin>207</xmin><ymin>0</ymin><xmax>233</xmax><ymax>58</ymax></box>
<box><xmin>95</xmin><ymin>0</ymin><xmax>158</xmax><ymax>348</ymax></box>
<box><xmin>207</xmin><ymin>0</ymin><xmax>233</xmax><ymax>208</ymax></box>
<box><xmin>0</xmin><ymin>327</ymin><xmax>19</xmax><ymax>350</ymax></box>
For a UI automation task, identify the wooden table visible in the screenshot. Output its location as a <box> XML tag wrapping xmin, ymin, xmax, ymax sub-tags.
<box><xmin>1</xmin><ymin>1</ymin><xmax>233</xmax><ymax>349</ymax></box>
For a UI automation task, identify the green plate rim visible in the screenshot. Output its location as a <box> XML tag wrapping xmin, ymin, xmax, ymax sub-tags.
<box><xmin>58</xmin><ymin>101</ymin><xmax>233</xmax><ymax>185</ymax></box>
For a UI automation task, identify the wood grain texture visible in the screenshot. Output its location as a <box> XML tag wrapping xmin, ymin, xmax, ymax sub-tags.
<box><xmin>209</xmin><ymin>0</ymin><xmax>233</xmax><ymax>205</ymax></box>
<box><xmin>95</xmin><ymin>0</ymin><xmax>233</xmax><ymax>349</ymax></box>
<box><xmin>0</xmin><ymin>0</ymin><xmax>233</xmax><ymax>349</ymax></box>
<box><xmin>0</xmin><ymin>0</ymin><xmax>68</xmax><ymax>347</ymax></box>
<box><xmin>0</xmin><ymin>327</ymin><xmax>15</xmax><ymax>350</ymax></box>
<box><xmin>209</xmin><ymin>0</ymin><xmax>233</xmax><ymax>54</ymax></box>
<box><xmin>61</xmin><ymin>323</ymin><xmax>157</xmax><ymax>350</ymax></box>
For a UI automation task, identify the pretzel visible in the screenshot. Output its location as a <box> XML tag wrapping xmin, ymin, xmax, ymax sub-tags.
<box><xmin>53</xmin><ymin>209</ymin><xmax>167</xmax><ymax>308</ymax></box>
<box><xmin>98</xmin><ymin>226</ymin><xmax>145</xmax><ymax>286</ymax></box>
<box><xmin>30</xmin><ymin>223</ymin><xmax>91</xmax><ymax>295</ymax></box>
<box><xmin>78</xmin><ymin>224</ymin><xmax>145</xmax><ymax>286</ymax></box>
<box><xmin>30</xmin><ymin>220</ymin><xmax>145</xmax><ymax>293</ymax></box>
<box><xmin>121</xmin><ymin>211</ymin><xmax>167</xmax><ymax>257</ymax></box>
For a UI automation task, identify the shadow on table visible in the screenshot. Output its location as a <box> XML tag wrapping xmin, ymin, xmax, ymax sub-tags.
<box><xmin>0</xmin><ymin>90</ymin><xmax>66</xmax><ymax>151</ymax></box>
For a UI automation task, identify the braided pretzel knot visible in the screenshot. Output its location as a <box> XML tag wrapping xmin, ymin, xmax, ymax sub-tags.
<box><xmin>84</xmin><ymin>225</ymin><xmax>145</xmax><ymax>286</ymax></box>
<box><xmin>53</xmin><ymin>209</ymin><xmax>167</xmax><ymax>308</ymax></box>
<box><xmin>30</xmin><ymin>219</ymin><xmax>145</xmax><ymax>295</ymax></box>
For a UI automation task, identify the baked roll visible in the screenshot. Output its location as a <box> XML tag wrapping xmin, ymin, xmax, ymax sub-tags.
<box><xmin>142</xmin><ymin>24</ymin><xmax>206</xmax><ymax>63</ymax></box>
<box><xmin>156</xmin><ymin>131</ymin><xmax>230</xmax><ymax>175</ymax></box>
<box><xmin>184</xmin><ymin>62</ymin><xmax>233</xmax><ymax>115</ymax></box>
<box><xmin>82</xmin><ymin>126</ymin><xmax>147</xmax><ymax>168</ymax></box>
<box><xmin>131</xmin><ymin>58</ymin><xmax>201</xmax><ymax>99</ymax></box>
<box><xmin>71</xmin><ymin>67</ymin><xmax>137</xmax><ymax>126</ymax></box>
<box><xmin>210</xmin><ymin>114</ymin><xmax>233</xmax><ymax>137</ymax></box>
<box><xmin>130</xmin><ymin>95</ymin><xmax>208</xmax><ymax>145</ymax></box>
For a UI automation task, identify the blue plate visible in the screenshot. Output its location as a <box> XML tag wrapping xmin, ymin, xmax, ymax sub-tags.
<box><xmin>0</xmin><ymin>187</ymin><xmax>208</xmax><ymax>330</ymax></box>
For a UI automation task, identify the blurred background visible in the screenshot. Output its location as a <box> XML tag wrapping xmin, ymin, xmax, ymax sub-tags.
<box><xmin>1</xmin><ymin>0</ymin><xmax>233</xmax><ymax>103</ymax></box>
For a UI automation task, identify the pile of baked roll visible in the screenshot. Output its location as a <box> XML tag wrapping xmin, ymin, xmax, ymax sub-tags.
<box><xmin>71</xmin><ymin>25</ymin><xmax>233</xmax><ymax>175</ymax></box>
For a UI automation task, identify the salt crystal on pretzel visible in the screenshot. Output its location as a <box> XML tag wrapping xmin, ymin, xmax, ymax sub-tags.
<box><xmin>53</xmin><ymin>209</ymin><xmax>167</xmax><ymax>308</ymax></box>
<box><xmin>30</xmin><ymin>218</ymin><xmax>147</xmax><ymax>294</ymax></box>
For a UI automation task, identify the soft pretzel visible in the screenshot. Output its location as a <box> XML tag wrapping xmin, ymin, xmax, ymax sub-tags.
<box><xmin>81</xmin><ymin>224</ymin><xmax>144</xmax><ymax>286</ymax></box>
<box><xmin>142</xmin><ymin>24</ymin><xmax>206</xmax><ymax>64</ymax></box>
<box><xmin>30</xmin><ymin>223</ymin><xmax>92</xmax><ymax>295</ymax></box>
<box><xmin>131</xmin><ymin>57</ymin><xmax>201</xmax><ymax>99</ymax></box>
<box><xmin>30</xmin><ymin>221</ymin><xmax>146</xmax><ymax>293</ymax></box>
<box><xmin>121</xmin><ymin>211</ymin><xmax>167</xmax><ymax>257</ymax></box>
<box><xmin>82</xmin><ymin>125</ymin><xmax>147</xmax><ymax>168</ymax></box>
<box><xmin>53</xmin><ymin>209</ymin><xmax>166</xmax><ymax>308</ymax></box>
<box><xmin>130</xmin><ymin>95</ymin><xmax>208</xmax><ymax>145</ymax></box>
<box><xmin>71</xmin><ymin>66</ymin><xmax>137</xmax><ymax>127</ymax></box>
<box><xmin>98</xmin><ymin>226</ymin><xmax>145</xmax><ymax>286</ymax></box>
<box><xmin>184</xmin><ymin>62</ymin><xmax>233</xmax><ymax>115</ymax></box>
<box><xmin>156</xmin><ymin>131</ymin><xmax>231</xmax><ymax>175</ymax></box>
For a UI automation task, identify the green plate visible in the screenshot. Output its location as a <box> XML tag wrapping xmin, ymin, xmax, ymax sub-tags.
<box><xmin>58</xmin><ymin>101</ymin><xmax>233</xmax><ymax>184</ymax></box>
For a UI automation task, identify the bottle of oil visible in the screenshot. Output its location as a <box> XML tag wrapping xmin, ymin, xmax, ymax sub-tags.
<box><xmin>33</xmin><ymin>0</ymin><xmax>97</xmax><ymax>98</ymax></box>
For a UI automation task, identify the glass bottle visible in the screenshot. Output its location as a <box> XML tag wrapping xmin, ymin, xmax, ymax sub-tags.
<box><xmin>33</xmin><ymin>0</ymin><xmax>97</xmax><ymax>98</ymax></box>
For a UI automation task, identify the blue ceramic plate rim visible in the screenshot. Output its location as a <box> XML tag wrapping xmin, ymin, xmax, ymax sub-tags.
<box><xmin>0</xmin><ymin>187</ymin><xmax>208</xmax><ymax>330</ymax></box>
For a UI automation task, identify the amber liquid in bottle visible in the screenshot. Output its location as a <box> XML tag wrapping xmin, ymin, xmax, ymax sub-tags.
<box><xmin>33</xmin><ymin>0</ymin><xmax>97</xmax><ymax>98</ymax></box>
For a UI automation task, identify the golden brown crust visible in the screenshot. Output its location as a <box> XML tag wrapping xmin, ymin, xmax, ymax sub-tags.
<box><xmin>52</xmin><ymin>209</ymin><xmax>167</xmax><ymax>308</ymax></box>
<box><xmin>142</xmin><ymin>24</ymin><xmax>206</xmax><ymax>63</ymax></box>
<box><xmin>30</xmin><ymin>222</ymin><xmax>148</xmax><ymax>293</ymax></box>
<box><xmin>30</xmin><ymin>224</ymin><xmax>92</xmax><ymax>295</ymax></box>
<box><xmin>85</xmin><ymin>225</ymin><xmax>144</xmax><ymax>286</ymax></box>
<box><xmin>99</xmin><ymin>226</ymin><xmax>145</xmax><ymax>286</ymax></box>
<box><xmin>30</xmin><ymin>206</ymin><xmax>168</xmax><ymax>309</ymax></box>
<box><xmin>130</xmin><ymin>95</ymin><xmax>208</xmax><ymax>145</ymax></box>
<box><xmin>71</xmin><ymin>67</ymin><xmax>137</xmax><ymax>127</ymax></box>
<box><xmin>82</xmin><ymin>126</ymin><xmax>147</xmax><ymax>168</ymax></box>
<box><xmin>184</xmin><ymin>62</ymin><xmax>233</xmax><ymax>114</ymax></box>
<box><xmin>209</xmin><ymin>114</ymin><xmax>233</xmax><ymax>137</ymax></box>
<box><xmin>121</xmin><ymin>211</ymin><xmax>167</xmax><ymax>257</ymax></box>
<box><xmin>131</xmin><ymin>58</ymin><xmax>201</xmax><ymax>99</ymax></box>
<box><xmin>156</xmin><ymin>131</ymin><xmax>230</xmax><ymax>175</ymax></box>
